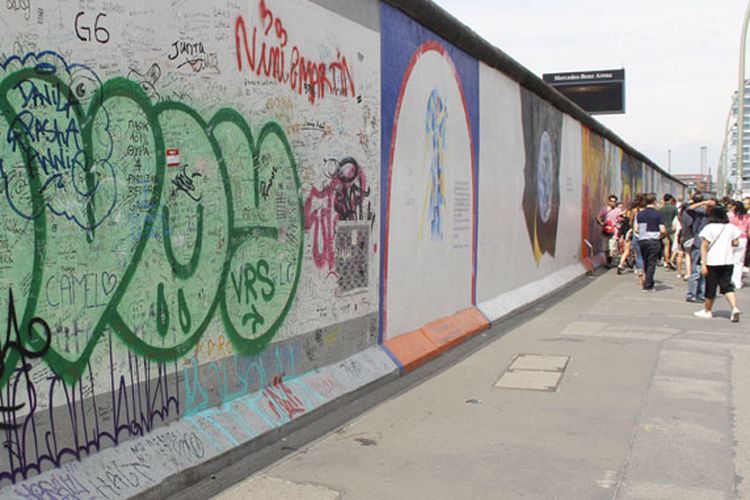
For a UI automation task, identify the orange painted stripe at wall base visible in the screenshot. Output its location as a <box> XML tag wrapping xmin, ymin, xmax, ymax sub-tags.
<box><xmin>383</xmin><ymin>307</ymin><xmax>490</xmax><ymax>373</ymax></box>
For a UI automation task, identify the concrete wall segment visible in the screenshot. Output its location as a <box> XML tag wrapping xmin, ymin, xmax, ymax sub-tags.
<box><xmin>0</xmin><ymin>0</ymin><xmax>382</xmax><ymax>491</ymax></box>
<box><xmin>379</xmin><ymin>2</ymin><xmax>479</xmax><ymax>341</ymax></box>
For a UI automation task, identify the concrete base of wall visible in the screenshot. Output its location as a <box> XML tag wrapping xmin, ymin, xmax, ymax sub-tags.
<box><xmin>478</xmin><ymin>264</ymin><xmax>587</xmax><ymax>323</ymax></box>
<box><xmin>382</xmin><ymin>308</ymin><xmax>490</xmax><ymax>373</ymax></box>
<box><xmin>2</xmin><ymin>347</ymin><xmax>398</xmax><ymax>500</ymax></box>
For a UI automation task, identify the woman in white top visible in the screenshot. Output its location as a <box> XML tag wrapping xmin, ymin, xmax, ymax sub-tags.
<box><xmin>694</xmin><ymin>205</ymin><xmax>742</xmax><ymax>322</ymax></box>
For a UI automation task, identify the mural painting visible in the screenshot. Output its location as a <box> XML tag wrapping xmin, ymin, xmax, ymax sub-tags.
<box><xmin>380</xmin><ymin>3</ymin><xmax>479</xmax><ymax>339</ymax></box>
<box><xmin>520</xmin><ymin>88</ymin><xmax>563</xmax><ymax>264</ymax></box>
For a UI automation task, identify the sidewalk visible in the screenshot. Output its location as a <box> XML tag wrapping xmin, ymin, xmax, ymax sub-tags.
<box><xmin>211</xmin><ymin>268</ymin><xmax>750</xmax><ymax>500</ymax></box>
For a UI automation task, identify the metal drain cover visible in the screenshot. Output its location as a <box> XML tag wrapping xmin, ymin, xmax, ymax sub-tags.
<box><xmin>509</xmin><ymin>354</ymin><xmax>569</xmax><ymax>372</ymax></box>
<box><xmin>494</xmin><ymin>354</ymin><xmax>570</xmax><ymax>392</ymax></box>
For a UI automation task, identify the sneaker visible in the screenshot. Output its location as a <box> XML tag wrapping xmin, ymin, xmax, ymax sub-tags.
<box><xmin>694</xmin><ymin>309</ymin><xmax>713</xmax><ymax>319</ymax></box>
<box><xmin>617</xmin><ymin>267</ymin><xmax>624</xmax><ymax>275</ymax></box>
<box><xmin>731</xmin><ymin>309</ymin><xmax>741</xmax><ymax>323</ymax></box>
<box><xmin>686</xmin><ymin>296</ymin><xmax>702</xmax><ymax>303</ymax></box>
<box><xmin>676</xmin><ymin>274</ymin><xmax>683</xmax><ymax>280</ymax></box>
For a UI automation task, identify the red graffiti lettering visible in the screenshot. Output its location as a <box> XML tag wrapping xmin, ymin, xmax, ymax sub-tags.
<box><xmin>234</xmin><ymin>0</ymin><xmax>356</xmax><ymax>104</ymax></box>
<box><xmin>263</xmin><ymin>375</ymin><xmax>305</xmax><ymax>420</ymax></box>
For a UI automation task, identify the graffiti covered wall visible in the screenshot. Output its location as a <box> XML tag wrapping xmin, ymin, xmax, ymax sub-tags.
<box><xmin>0</xmin><ymin>0</ymin><xmax>381</xmax><ymax>485</ymax></box>
<box><xmin>0</xmin><ymin>0</ymin><xmax>684</xmax><ymax>494</ymax></box>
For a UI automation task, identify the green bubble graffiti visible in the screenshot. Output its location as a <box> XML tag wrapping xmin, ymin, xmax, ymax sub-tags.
<box><xmin>0</xmin><ymin>68</ymin><xmax>304</xmax><ymax>387</ymax></box>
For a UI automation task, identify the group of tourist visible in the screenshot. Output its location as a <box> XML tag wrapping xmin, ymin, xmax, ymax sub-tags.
<box><xmin>597</xmin><ymin>192</ymin><xmax>750</xmax><ymax>322</ymax></box>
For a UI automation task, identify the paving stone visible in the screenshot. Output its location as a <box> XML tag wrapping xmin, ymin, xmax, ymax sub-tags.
<box><xmin>213</xmin><ymin>475</ymin><xmax>342</xmax><ymax>500</ymax></box>
<box><xmin>508</xmin><ymin>354</ymin><xmax>569</xmax><ymax>372</ymax></box>
<box><xmin>494</xmin><ymin>370</ymin><xmax>563</xmax><ymax>391</ymax></box>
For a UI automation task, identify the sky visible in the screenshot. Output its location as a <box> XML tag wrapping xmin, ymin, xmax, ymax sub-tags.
<box><xmin>431</xmin><ymin>0</ymin><xmax>747</xmax><ymax>177</ymax></box>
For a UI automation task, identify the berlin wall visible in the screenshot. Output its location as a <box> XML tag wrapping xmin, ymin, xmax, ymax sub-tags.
<box><xmin>0</xmin><ymin>0</ymin><xmax>683</xmax><ymax>497</ymax></box>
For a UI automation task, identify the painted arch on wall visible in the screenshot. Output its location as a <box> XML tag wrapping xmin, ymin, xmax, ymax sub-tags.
<box><xmin>380</xmin><ymin>3</ymin><xmax>479</xmax><ymax>341</ymax></box>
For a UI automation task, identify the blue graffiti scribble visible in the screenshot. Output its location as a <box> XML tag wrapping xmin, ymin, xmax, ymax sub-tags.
<box><xmin>0</xmin><ymin>51</ymin><xmax>116</xmax><ymax>232</ymax></box>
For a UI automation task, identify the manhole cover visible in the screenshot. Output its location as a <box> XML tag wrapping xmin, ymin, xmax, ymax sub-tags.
<box><xmin>509</xmin><ymin>354</ymin><xmax>569</xmax><ymax>372</ymax></box>
<box><xmin>494</xmin><ymin>354</ymin><xmax>570</xmax><ymax>392</ymax></box>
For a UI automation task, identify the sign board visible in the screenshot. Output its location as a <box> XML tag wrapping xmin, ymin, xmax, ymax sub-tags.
<box><xmin>542</xmin><ymin>69</ymin><xmax>625</xmax><ymax>115</ymax></box>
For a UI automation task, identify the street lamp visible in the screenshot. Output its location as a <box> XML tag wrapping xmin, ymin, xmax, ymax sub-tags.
<box><xmin>667</xmin><ymin>149</ymin><xmax>671</xmax><ymax>174</ymax></box>
<box><xmin>735</xmin><ymin>1</ymin><xmax>750</xmax><ymax>196</ymax></box>
<box><xmin>718</xmin><ymin>95</ymin><xmax>737</xmax><ymax>197</ymax></box>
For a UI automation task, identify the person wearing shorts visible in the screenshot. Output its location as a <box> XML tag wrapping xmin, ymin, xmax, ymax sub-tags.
<box><xmin>694</xmin><ymin>205</ymin><xmax>742</xmax><ymax>322</ymax></box>
<box><xmin>659</xmin><ymin>194</ymin><xmax>678</xmax><ymax>269</ymax></box>
<box><xmin>597</xmin><ymin>195</ymin><xmax>622</xmax><ymax>268</ymax></box>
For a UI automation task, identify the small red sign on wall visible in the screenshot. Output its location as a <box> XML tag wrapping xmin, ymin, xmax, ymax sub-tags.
<box><xmin>166</xmin><ymin>148</ymin><xmax>180</xmax><ymax>167</ymax></box>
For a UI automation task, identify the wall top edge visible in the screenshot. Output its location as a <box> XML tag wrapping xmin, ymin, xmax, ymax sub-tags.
<box><xmin>382</xmin><ymin>0</ymin><xmax>685</xmax><ymax>188</ymax></box>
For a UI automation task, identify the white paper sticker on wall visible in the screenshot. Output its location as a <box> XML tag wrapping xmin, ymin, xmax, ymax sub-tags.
<box><xmin>166</xmin><ymin>148</ymin><xmax>180</xmax><ymax>167</ymax></box>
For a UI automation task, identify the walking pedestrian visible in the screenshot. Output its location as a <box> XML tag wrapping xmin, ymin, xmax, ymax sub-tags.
<box><xmin>693</xmin><ymin>205</ymin><xmax>742</xmax><ymax>322</ymax></box>
<box><xmin>616</xmin><ymin>202</ymin><xmax>634</xmax><ymax>274</ymax></box>
<box><xmin>659</xmin><ymin>194</ymin><xmax>678</xmax><ymax>270</ymax></box>
<box><xmin>596</xmin><ymin>195</ymin><xmax>622</xmax><ymax>268</ymax></box>
<box><xmin>729</xmin><ymin>200</ymin><xmax>750</xmax><ymax>289</ymax></box>
<box><xmin>673</xmin><ymin>204</ymin><xmax>688</xmax><ymax>279</ymax></box>
<box><xmin>636</xmin><ymin>193</ymin><xmax>666</xmax><ymax>291</ymax></box>
<box><xmin>631</xmin><ymin>194</ymin><xmax>646</xmax><ymax>279</ymax></box>
<box><xmin>685</xmin><ymin>193</ymin><xmax>713</xmax><ymax>303</ymax></box>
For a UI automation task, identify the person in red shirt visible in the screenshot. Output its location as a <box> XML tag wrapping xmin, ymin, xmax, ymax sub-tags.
<box><xmin>597</xmin><ymin>195</ymin><xmax>622</xmax><ymax>268</ymax></box>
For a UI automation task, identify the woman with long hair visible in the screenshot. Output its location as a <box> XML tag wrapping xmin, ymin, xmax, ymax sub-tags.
<box><xmin>693</xmin><ymin>205</ymin><xmax>742</xmax><ymax>322</ymax></box>
<box><xmin>673</xmin><ymin>203</ymin><xmax>689</xmax><ymax>280</ymax></box>
<box><xmin>629</xmin><ymin>194</ymin><xmax>646</xmax><ymax>283</ymax></box>
<box><xmin>617</xmin><ymin>200</ymin><xmax>635</xmax><ymax>273</ymax></box>
<box><xmin>729</xmin><ymin>200</ymin><xmax>750</xmax><ymax>289</ymax></box>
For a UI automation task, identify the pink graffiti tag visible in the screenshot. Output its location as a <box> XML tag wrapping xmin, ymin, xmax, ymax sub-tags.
<box><xmin>304</xmin><ymin>157</ymin><xmax>371</xmax><ymax>271</ymax></box>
